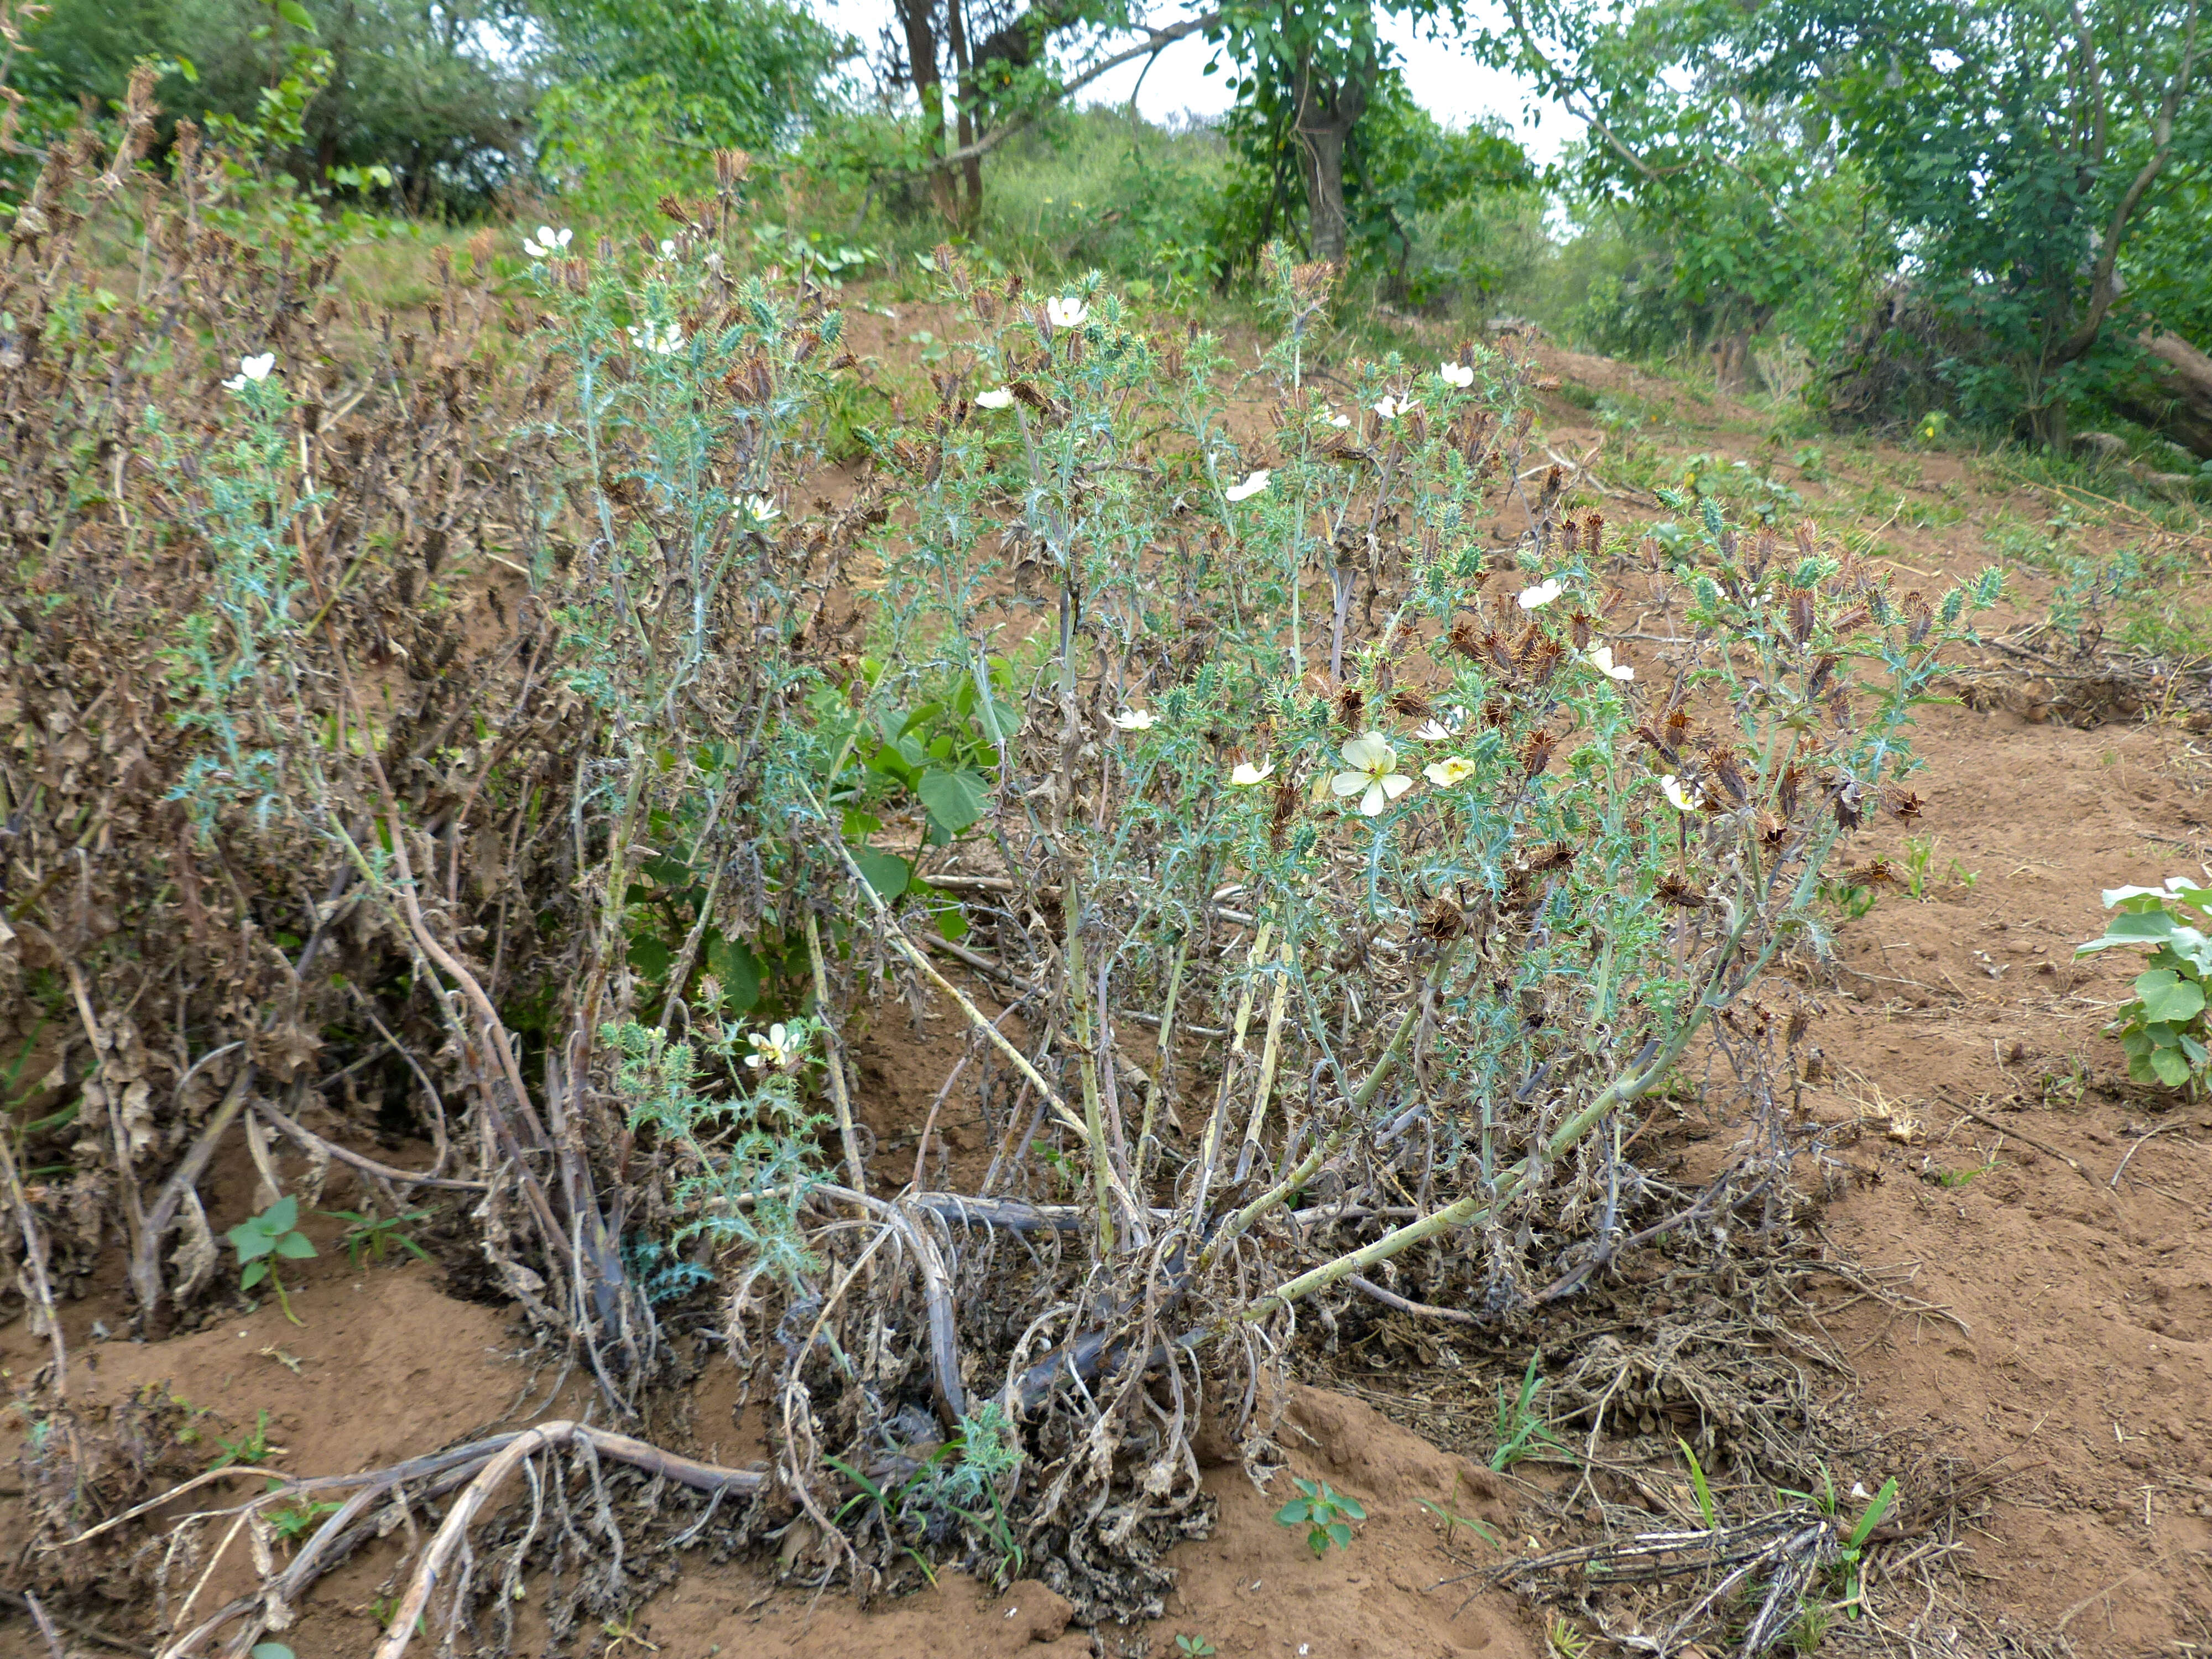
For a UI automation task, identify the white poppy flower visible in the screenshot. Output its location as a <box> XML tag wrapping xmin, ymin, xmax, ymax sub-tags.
<box><xmin>222</xmin><ymin>352</ymin><xmax>276</xmax><ymax>391</ymax></box>
<box><xmin>1331</xmin><ymin>731</ymin><xmax>1414</xmax><ymax>817</ymax></box>
<box><xmin>745</xmin><ymin>1022</ymin><xmax>801</xmax><ymax>1071</ymax></box>
<box><xmin>1589</xmin><ymin>645</ymin><xmax>1634</xmax><ymax>681</ymax></box>
<box><xmin>1437</xmin><ymin>361</ymin><xmax>1475</xmax><ymax>388</ymax></box>
<box><xmin>1423</xmin><ymin>755</ymin><xmax>1476</xmax><ymax>787</ymax></box>
<box><xmin>1517</xmin><ymin>578</ymin><xmax>1564</xmax><ymax>610</ymax></box>
<box><xmin>658</xmin><ymin>238</ymin><xmax>677</xmax><ymax>259</ymax></box>
<box><xmin>522</xmin><ymin>225</ymin><xmax>573</xmax><ymax>258</ymax></box>
<box><xmin>1372</xmin><ymin>394</ymin><xmax>1419</xmax><ymax>420</ymax></box>
<box><xmin>975</xmin><ymin>387</ymin><xmax>1015</xmax><ymax>409</ymax></box>
<box><xmin>1661</xmin><ymin>774</ymin><xmax>1702</xmax><ymax>812</ymax></box>
<box><xmin>626</xmin><ymin>320</ymin><xmax>684</xmax><ymax>355</ymax></box>
<box><xmin>1046</xmin><ymin>295</ymin><xmax>1089</xmax><ymax>328</ymax></box>
<box><xmin>739</xmin><ymin>494</ymin><xmax>780</xmax><ymax>525</ymax></box>
<box><xmin>1229</xmin><ymin>760</ymin><xmax>1275</xmax><ymax>786</ymax></box>
<box><xmin>1225</xmin><ymin>469</ymin><xmax>1271</xmax><ymax>502</ymax></box>
<box><xmin>1328</xmin><ymin>413</ymin><xmax>1352</xmax><ymax>428</ymax></box>
<box><xmin>1108</xmin><ymin>708</ymin><xmax>1156</xmax><ymax>731</ymax></box>
<box><xmin>1413</xmin><ymin>708</ymin><xmax>1465</xmax><ymax>742</ymax></box>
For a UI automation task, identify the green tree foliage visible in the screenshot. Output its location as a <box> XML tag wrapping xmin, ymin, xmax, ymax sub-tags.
<box><xmin>1214</xmin><ymin>49</ymin><xmax>1533</xmax><ymax>292</ymax></box>
<box><xmin>22</xmin><ymin>0</ymin><xmax>530</xmax><ymax>213</ymax></box>
<box><xmin>531</xmin><ymin>0</ymin><xmax>855</xmax><ymax>156</ymax></box>
<box><xmin>1504</xmin><ymin>0</ymin><xmax>2211</xmax><ymax>441</ymax></box>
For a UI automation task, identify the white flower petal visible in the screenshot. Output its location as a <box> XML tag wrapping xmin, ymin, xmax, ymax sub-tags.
<box><xmin>975</xmin><ymin>387</ymin><xmax>1015</xmax><ymax>409</ymax></box>
<box><xmin>1230</xmin><ymin>760</ymin><xmax>1275</xmax><ymax>786</ymax></box>
<box><xmin>1380</xmin><ymin>773</ymin><xmax>1413</xmax><ymax>801</ymax></box>
<box><xmin>1517</xmin><ymin>578</ymin><xmax>1564</xmax><ymax>610</ymax></box>
<box><xmin>1340</xmin><ymin>731</ymin><xmax>1395</xmax><ymax>772</ymax></box>
<box><xmin>1662</xmin><ymin>774</ymin><xmax>1702</xmax><ymax>812</ymax></box>
<box><xmin>1590</xmin><ymin>645</ymin><xmax>1634</xmax><ymax>681</ymax></box>
<box><xmin>1109</xmin><ymin>708</ymin><xmax>1155</xmax><ymax>731</ymax></box>
<box><xmin>1331</xmin><ymin>772</ymin><xmax>1369</xmax><ymax>798</ymax></box>
<box><xmin>1424</xmin><ymin>756</ymin><xmax>1475</xmax><ymax>786</ymax></box>
<box><xmin>1437</xmin><ymin>361</ymin><xmax>1475</xmax><ymax>388</ymax></box>
<box><xmin>1224</xmin><ymin>469</ymin><xmax>1271</xmax><ymax>503</ymax></box>
<box><xmin>1046</xmin><ymin>296</ymin><xmax>1089</xmax><ymax>327</ymax></box>
<box><xmin>1360</xmin><ymin>780</ymin><xmax>1388</xmax><ymax>816</ymax></box>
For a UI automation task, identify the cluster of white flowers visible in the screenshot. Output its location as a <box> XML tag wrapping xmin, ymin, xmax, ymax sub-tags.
<box><xmin>522</xmin><ymin>225</ymin><xmax>573</xmax><ymax>259</ymax></box>
<box><xmin>221</xmin><ymin>352</ymin><xmax>276</xmax><ymax>392</ymax></box>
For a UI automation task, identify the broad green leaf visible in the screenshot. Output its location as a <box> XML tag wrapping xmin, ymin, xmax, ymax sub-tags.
<box><xmin>2133</xmin><ymin>970</ymin><xmax>2205</xmax><ymax>1026</ymax></box>
<box><xmin>707</xmin><ymin>936</ymin><xmax>760</xmax><ymax>1011</ymax></box>
<box><xmin>274</xmin><ymin>1233</ymin><xmax>317</xmax><ymax>1260</ymax></box>
<box><xmin>917</xmin><ymin>768</ymin><xmax>991</xmax><ymax>833</ymax></box>
<box><xmin>851</xmin><ymin>846</ymin><xmax>911</xmax><ymax>900</ymax></box>
<box><xmin>2150</xmin><ymin>1047</ymin><xmax>2191</xmax><ymax>1087</ymax></box>
<box><xmin>627</xmin><ymin>935</ymin><xmax>672</xmax><ymax>982</ymax></box>
<box><xmin>275</xmin><ymin>0</ymin><xmax>316</xmax><ymax>30</ymax></box>
<box><xmin>265</xmin><ymin>1196</ymin><xmax>299</xmax><ymax>1232</ymax></box>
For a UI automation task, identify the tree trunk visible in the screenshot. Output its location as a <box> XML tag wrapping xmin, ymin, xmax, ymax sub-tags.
<box><xmin>896</xmin><ymin>0</ymin><xmax>960</xmax><ymax>223</ymax></box>
<box><xmin>1292</xmin><ymin>47</ymin><xmax>1372</xmax><ymax>267</ymax></box>
<box><xmin>2114</xmin><ymin>329</ymin><xmax>2212</xmax><ymax>458</ymax></box>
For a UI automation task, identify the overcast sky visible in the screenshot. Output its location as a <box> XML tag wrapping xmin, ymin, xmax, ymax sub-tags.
<box><xmin>815</xmin><ymin>1</ymin><xmax>1577</xmax><ymax>164</ymax></box>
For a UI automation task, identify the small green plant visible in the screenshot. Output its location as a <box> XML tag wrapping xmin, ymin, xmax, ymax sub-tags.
<box><xmin>322</xmin><ymin>1207</ymin><xmax>431</xmax><ymax>1269</ymax></box>
<box><xmin>1779</xmin><ymin>1467</ymin><xmax>1900</xmax><ymax>1618</ymax></box>
<box><xmin>1173</xmin><ymin>1637</ymin><xmax>1218</xmax><ymax>1657</ymax></box>
<box><xmin>1546</xmin><ymin>1614</ymin><xmax>1594</xmax><ymax>1658</ymax></box>
<box><xmin>1678</xmin><ymin>1437</ymin><xmax>1719</xmax><ymax>1529</ymax></box>
<box><xmin>2078</xmin><ymin>877</ymin><xmax>2212</xmax><ymax>1092</ymax></box>
<box><xmin>1901</xmin><ymin>834</ymin><xmax>1976</xmax><ymax>901</ymax></box>
<box><xmin>1417</xmin><ymin>1494</ymin><xmax>1503</xmax><ymax>1547</ymax></box>
<box><xmin>227</xmin><ymin>1197</ymin><xmax>317</xmax><ymax>1324</ymax></box>
<box><xmin>1926</xmin><ymin>1155</ymin><xmax>1997</xmax><ymax>1188</ymax></box>
<box><xmin>1818</xmin><ymin>872</ymin><xmax>1879</xmax><ymax>921</ymax></box>
<box><xmin>208</xmin><ymin>1409</ymin><xmax>275</xmax><ymax>1472</ymax></box>
<box><xmin>264</xmin><ymin>1484</ymin><xmax>343</xmax><ymax>1544</ymax></box>
<box><xmin>1274</xmin><ymin>1477</ymin><xmax>1366</xmax><ymax>1557</ymax></box>
<box><xmin>1490</xmin><ymin>1354</ymin><xmax>1573</xmax><ymax>1470</ymax></box>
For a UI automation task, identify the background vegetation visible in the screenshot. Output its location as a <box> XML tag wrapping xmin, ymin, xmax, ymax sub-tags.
<box><xmin>20</xmin><ymin>0</ymin><xmax>2212</xmax><ymax>460</ymax></box>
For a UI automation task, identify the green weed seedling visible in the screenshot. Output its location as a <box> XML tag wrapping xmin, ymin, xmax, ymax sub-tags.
<box><xmin>265</xmin><ymin>1483</ymin><xmax>342</xmax><ymax>1544</ymax></box>
<box><xmin>2077</xmin><ymin>877</ymin><xmax>2212</xmax><ymax>1093</ymax></box>
<box><xmin>1274</xmin><ymin>1477</ymin><xmax>1365</xmax><ymax>1557</ymax></box>
<box><xmin>1417</xmin><ymin>1491</ymin><xmax>1503</xmax><ymax>1548</ymax></box>
<box><xmin>322</xmin><ymin>1207</ymin><xmax>431</xmax><ymax>1269</ymax></box>
<box><xmin>1779</xmin><ymin>1467</ymin><xmax>1900</xmax><ymax>1618</ymax></box>
<box><xmin>1491</xmin><ymin>1353</ymin><xmax>1573</xmax><ymax>1470</ymax></box>
<box><xmin>228</xmin><ymin>1197</ymin><xmax>316</xmax><ymax>1324</ymax></box>
<box><xmin>1678</xmin><ymin>1438</ymin><xmax>1719</xmax><ymax>1529</ymax></box>
<box><xmin>1901</xmin><ymin>835</ymin><xmax>1976</xmax><ymax>901</ymax></box>
<box><xmin>208</xmin><ymin>1408</ymin><xmax>275</xmax><ymax>1472</ymax></box>
<box><xmin>1173</xmin><ymin>1637</ymin><xmax>1218</xmax><ymax>1657</ymax></box>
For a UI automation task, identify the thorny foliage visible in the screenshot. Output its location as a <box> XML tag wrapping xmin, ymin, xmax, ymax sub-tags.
<box><xmin>1</xmin><ymin>75</ymin><xmax>2001</xmax><ymax>1659</ymax></box>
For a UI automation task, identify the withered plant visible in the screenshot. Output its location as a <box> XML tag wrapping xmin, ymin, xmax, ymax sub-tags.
<box><xmin>0</xmin><ymin>76</ymin><xmax>1999</xmax><ymax>1659</ymax></box>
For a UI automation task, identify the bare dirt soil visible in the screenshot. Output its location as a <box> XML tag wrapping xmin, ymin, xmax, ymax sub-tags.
<box><xmin>6</xmin><ymin>320</ymin><xmax>2209</xmax><ymax>1659</ymax></box>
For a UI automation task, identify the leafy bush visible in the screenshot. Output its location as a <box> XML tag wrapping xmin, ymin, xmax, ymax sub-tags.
<box><xmin>2078</xmin><ymin>878</ymin><xmax>2212</xmax><ymax>1092</ymax></box>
